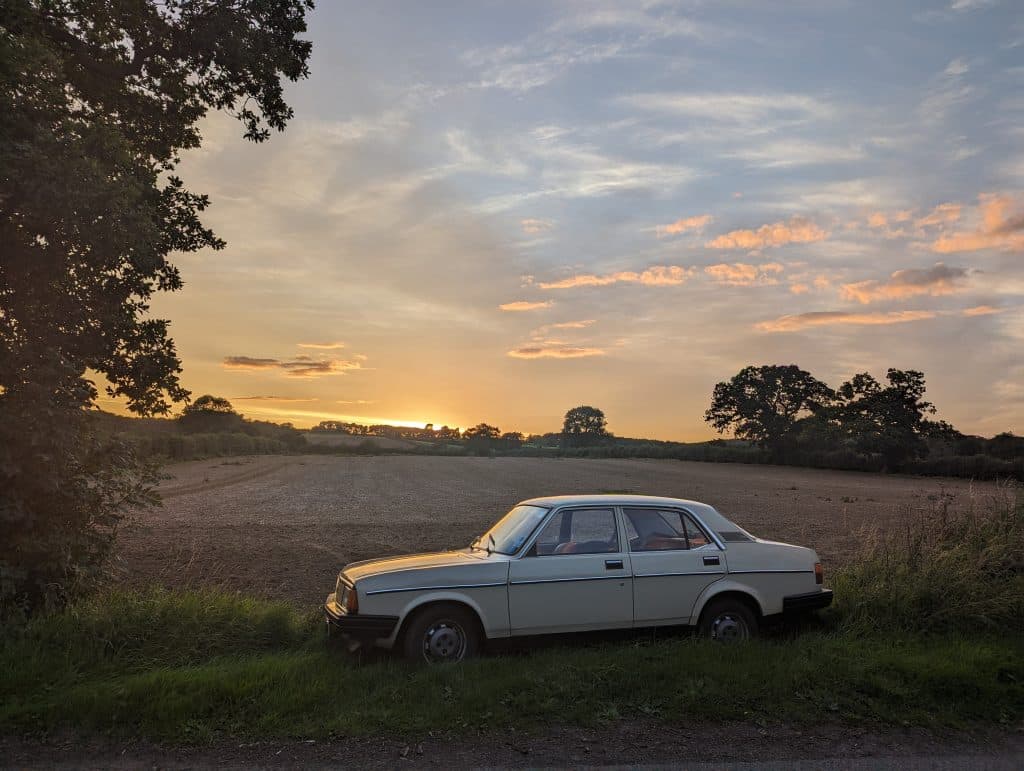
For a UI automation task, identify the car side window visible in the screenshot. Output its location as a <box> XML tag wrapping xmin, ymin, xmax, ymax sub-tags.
<box><xmin>682</xmin><ymin>513</ymin><xmax>711</xmax><ymax>548</ymax></box>
<box><xmin>624</xmin><ymin>508</ymin><xmax>713</xmax><ymax>551</ymax></box>
<box><xmin>532</xmin><ymin>508</ymin><xmax>619</xmax><ymax>555</ymax></box>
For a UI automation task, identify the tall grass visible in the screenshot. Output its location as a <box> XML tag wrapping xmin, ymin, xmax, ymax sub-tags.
<box><xmin>2</xmin><ymin>494</ymin><xmax>1022</xmax><ymax>741</ymax></box>
<box><xmin>830</xmin><ymin>486</ymin><xmax>1024</xmax><ymax>635</ymax></box>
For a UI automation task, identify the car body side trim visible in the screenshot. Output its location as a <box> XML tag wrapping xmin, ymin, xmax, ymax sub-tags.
<box><xmin>509</xmin><ymin>574</ymin><xmax>627</xmax><ymax>587</ymax></box>
<box><xmin>633</xmin><ymin>570</ymin><xmax>724</xmax><ymax>578</ymax></box>
<box><xmin>727</xmin><ymin>569</ymin><xmax>814</xmax><ymax>575</ymax></box>
<box><xmin>364</xmin><ymin>581</ymin><xmax>507</xmax><ymax>596</ymax></box>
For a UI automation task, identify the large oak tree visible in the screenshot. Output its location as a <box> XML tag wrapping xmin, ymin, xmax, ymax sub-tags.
<box><xmin>704</xmin><ymin>365</ymin><xmax>834</xmax><ymax>454</ymax></box>
<box><xmin>0</xmin><ymin>0</ymin><xmax>314</xmax><ymax>611</ymax></box>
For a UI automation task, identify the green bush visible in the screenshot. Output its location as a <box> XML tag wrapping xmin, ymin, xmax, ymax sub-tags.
<box><xmin>830</xmin><ymin>489</ymin><xmax>1024</xmax><ymax>635</ymax></box>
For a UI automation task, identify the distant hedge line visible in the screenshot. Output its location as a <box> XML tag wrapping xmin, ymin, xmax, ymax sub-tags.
<box><xmin>128</xmin><ymin>430</ymin><xmax>1024</xmax><ymax>482</ymax></box>
<box><xmin>131</xmin><ymin>432</ymin><xmax>299</xmax><ymax>461</ymax></box>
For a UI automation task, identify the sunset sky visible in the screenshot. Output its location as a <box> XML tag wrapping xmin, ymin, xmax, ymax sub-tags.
<box><xmin>127</xmin><ymin>0</ymin><xmax>1023</xmax><ymax>441</ymax></box>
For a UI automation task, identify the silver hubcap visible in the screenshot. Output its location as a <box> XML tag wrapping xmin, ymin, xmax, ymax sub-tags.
<box><xmin>422</xmin><ymin>620</ymin><xmax>467</xmax><ymax>663</ymax></box>
<box><xmin>710</xmin><ymin>612</ymin><xmax>749</xmax><ymax>642</ymax></box>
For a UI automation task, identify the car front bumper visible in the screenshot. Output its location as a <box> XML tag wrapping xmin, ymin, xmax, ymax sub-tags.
<box><xmin>782</xmin><ymin>589</ymin><xmax>834</xmax><ymax>613</ymax></box>
<box><xmin>324</xmin><ymin>593</ymin><xmax>399</xmax><ymax>643</ymax></box>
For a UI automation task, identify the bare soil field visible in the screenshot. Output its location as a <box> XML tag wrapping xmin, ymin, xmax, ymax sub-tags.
<box><xmin>117</xmin><ymin>455</ymin><xmax>1007</xmax><ymax>605</ymax></box>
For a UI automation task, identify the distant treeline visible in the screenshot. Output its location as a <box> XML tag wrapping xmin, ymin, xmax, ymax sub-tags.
<box><xmin>101</xmin><ymin>381</ymin><xmax>1024</xmax><ymax>481</ymax></box>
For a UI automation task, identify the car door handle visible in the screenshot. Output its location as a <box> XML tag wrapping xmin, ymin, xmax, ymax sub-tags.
<box><xmin>605</xmin><ymin>559</ymin><xmax>624</xmax><ymax>570</ymax></box>
<box><xmin>702</xmin><ymin>555</ymin><xmax>721</xmax><ymax>566</ymax></box>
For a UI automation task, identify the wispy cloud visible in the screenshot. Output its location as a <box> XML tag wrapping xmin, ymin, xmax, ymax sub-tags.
<box><xmin>538</xmin><ymin>265</ymin><xmax>693</xmax><ymax>289</ymax></box>
<box><xmin>232</xmin><ymin>396</ymin><xmax>317</xmax><ymax>402</ymax></box>
<box><xmin>620</xmin><ymin>92</ymin><xmax>832</xmax><ymax>125</ymax></box>
<box><xmin>656</xmin><ymin>214</ymin><xmax>712</xmax><ymax>237</ymax></box>
<box><xmin>298</xmin><ymin>341</ymin><xmax>346</xmax><ymax>350</ymax></box>
<box><xmin>222</xmin><ymin>355</ymin><xmax>364</xmax><ymax>378</ymax></box>
<box><xmin>931</xmin><ymin>193</ymin><xmax>1024</xmax><ymax>252</ymax></box>
<box><xmin>724</xmin><ymin>139</ymin><xmax>864</xmax><ymax>168</ymax></box>
<box><xmin>706</xmin><ymin>217</ymin><xmax>829</xmax><ymax>251</ymax></box>
<box><xmin>507</xmin><ymin>344</ymin><xmax>606</xmax><ymax>359</ymax></box>
<box><xmin>499</xmin><ymin>300</ymin><xmax>553</xmax><ymax>311</ymax></box>
<box><xmin>521</xmin><ymin>218</ymin><xmax>554</xmax><ymax>234</ymax></box>
<box><xmin>917</xmin><ymin>203</ymin><xmax>963</xmax><ymax>228</ymax></box>
<box><xmin>962</xmin><ymin>305</ymin><xmax>1004</xmax><ymax>316</ymax></box>
<box><xmin>757</xmin><ymin>310</ymin><xmax>938</xmax><ymax>332</ymax></box>
<box><xmin>538</xmin><ymin>319</ymin><xmax>596</xmax><ymax>331</ymax></box>
<box><xmin>840</xmin><ymin>263</ymin><xmax>969</xmax><ymax>304</ymax></box>
<box><xmin>704</xmin><ymin>262</ymin><xmax>785</xmax><ymax>286</ymax></box>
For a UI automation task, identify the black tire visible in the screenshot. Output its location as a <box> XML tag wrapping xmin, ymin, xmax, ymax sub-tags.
<box><xmin>698</xmin><ymin>597</ymin><xmax>758</xmax><ymax>642</ymax></box>
<box><xmin>401</xmin><ymin>603</ymin><xmax>481</xmax><ymax>664</ymax></box>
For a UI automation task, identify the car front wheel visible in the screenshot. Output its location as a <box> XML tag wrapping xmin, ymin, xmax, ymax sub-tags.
<box><xmin>402</xmin><ymin>604</ymin><xmax>481</xmax><ymax>664</ymax></box>
<box><xmin>698</xmin><ymin>598</ymin><xmax>758</xmax><ymax>642</ymax></box>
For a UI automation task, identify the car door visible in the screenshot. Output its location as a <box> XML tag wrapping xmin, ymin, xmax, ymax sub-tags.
<box><xmin>507</xmin><ymin>506</ymin><xmax>632</xmax><ymax>635</ymax></box>
<box><xmin>623</xmin><ymin>507</ymin><xmax>726</xmax><ymax>626</ymax></box>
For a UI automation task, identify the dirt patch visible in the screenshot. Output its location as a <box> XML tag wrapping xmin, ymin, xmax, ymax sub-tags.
<box><xmin>116</xmin><ymin>456</ymin><xmax>1008</xmax><ymax>606</ymax></box>
<box><xmin>2</xmin><ymin>723</ymin><xmax>1020</xmax><ymax>768</ymax></box>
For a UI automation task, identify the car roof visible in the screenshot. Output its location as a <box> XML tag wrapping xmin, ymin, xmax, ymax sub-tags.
<box><xmin>517</xmin><ymin>494</ymin><xmax>734</xmax><ymax>530</ymax></box>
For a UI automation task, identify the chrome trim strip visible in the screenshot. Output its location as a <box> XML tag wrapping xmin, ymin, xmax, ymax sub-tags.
<box><xmin>634</xmin><ymin>570</ymin><xmax>724</xmax><ymax>578</ymax></box>
<box><xmin>509</xmin><ymin>574</ymin><xmax>626</xmax><ymax>587</ymax></box>
<box><xmin>728</xmin><ymin>569</ymin><xmax>814</xmax><ymax>575</ymax></box>
<box><xmin>364</xmin><ymin>581</ymin><xmax>507</xmax><ymax>596</ymax></box>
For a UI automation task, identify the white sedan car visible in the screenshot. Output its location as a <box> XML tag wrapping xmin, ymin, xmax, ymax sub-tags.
<box><xmin>324</xmin><ymin>495</ymin><xmax>832</xmax><ymax>663</ymax></box>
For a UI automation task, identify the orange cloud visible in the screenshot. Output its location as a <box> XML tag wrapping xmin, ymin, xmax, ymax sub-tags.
<box><xmin>544</xmin><ymin>319</ymin><xmax>596</xmax><ymax>330</ymax></box>
<box><xmin>916</xmin><ymin>203</ymin><xmax>962</xmax><ymax>228</ymax></box>
<box><xmin>756</xmin><ymin>310</ymin><xmax>937</xmax><ymax>332</ymax></box>
<box><xmin>499</xmin><ymin>300</ymin><xmax>553</xmax><ymax>311</ymax></box>
<box><xmin>222</xmin><ymin>355</ymin><xmax>364</xmax><ymax>378</ymax></box>
<box><xmin>867</xmin><ymin>212</ymin><xmax>888</xmax><ymax>229</ymax></box>
<box><xmin>705</xmin><ymin>216</ymin><xmax>828</xmax><ymax>250</ymax></box>
<box><xmin>865</xmin><ymin>209</ymin><xmax>914</xmax><ymax>238</ymax></box>
<box><xmin>790</xmin><ymin>283</ymin><xmax>809</xmax><ymax>294</ymax></box>
<box><xmin>298</xmin><ymin>341</ymin><xmax>345</xmax><ymax>350</ymax></box>
<box><xmin>538</xmin><ymin>265</ymin><xmax>693</xmax><ymax>289</ymax></box>
<box><xmin>704</xmin><ymin>262</ymin><xmax>785</xmax><ymax>286</ymax></box>
<box><xmin>507</xmin><ymin>344</ymin><xmax>606</xmax><ymax>359</ymax></box>
<box><xmin>657</xmin><ymin>214</ymin><xmax>713</xmax><ymax>237</ymax></box>
<box><xmin>232</xmin><ymin>396</ymin><xmax>317</xmax><ymax>402</ymax></box>
<box><xmin>521</xmin><ymin>218</ymin><xmax>554</xmax><ymax>234</ymax></box>
<box><xmin>931</xmin><ymin>193</ymin><xmax>1024</xmax><ymax>253</ymax></box>
<box><xmin>839</xmin><ymin>263</ymin><xmax>967</xmax><ymax>304</ymax></box>
<box><xmin>962</xmin><ymin>305</ymin><xmax>1003</xmax><ymax>316</ymax></box>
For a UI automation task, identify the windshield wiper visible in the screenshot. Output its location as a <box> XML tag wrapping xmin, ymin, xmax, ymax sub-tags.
<box><xmin>487</xmin><ymin>533</ymin><xmax>496</xmax><ymax>555</ymax></box>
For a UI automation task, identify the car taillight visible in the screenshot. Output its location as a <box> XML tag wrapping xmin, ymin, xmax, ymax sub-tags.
<box><xmin>814</xmin><ymin>562</ymin><xmax>823</xmax><ymax>585</ymax></box>
<box><xmin>344</xmin><ymin>585</ymin><xmax>359</xmax><ymax>613</ymax></box>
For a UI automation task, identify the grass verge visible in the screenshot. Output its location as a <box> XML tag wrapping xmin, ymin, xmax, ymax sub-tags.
<box><xmin>1</xmin><ymin>589</ymin><xmax>1021</xmax><ymax>743</ymax></box>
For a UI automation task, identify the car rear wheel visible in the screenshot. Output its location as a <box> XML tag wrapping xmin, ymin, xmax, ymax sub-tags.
<box><xmin>699</xmin><ymin>598</ymin><xmax>758</xmax><ymax>642</ymax></box>
<box><xmin>402</xmin><ymin>604</ymin><xmax>481</xmax><ymax>664</ymax></box>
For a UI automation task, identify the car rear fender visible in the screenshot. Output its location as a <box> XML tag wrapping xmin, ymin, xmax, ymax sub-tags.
<box><xmin>690</xmin><ymin>578</ymin><xmax>766</xmax><ymax>623</ymax></box>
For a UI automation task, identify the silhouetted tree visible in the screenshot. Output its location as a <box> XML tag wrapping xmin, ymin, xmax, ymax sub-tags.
<box><xmin>988</xmin><ymin>432</ymin><xmax>1024</xmax><ymax>460</ymax></box>
<box><xmin>704</xmin><ymin>365</ymin><xmax>834</xmax><ymax>455</ymax></box>
<box><xmin>463</xmin><ymin>423</ymin><xmax>501</xmax><ymax>452</ymax></box>
<box><xmin>835</xmin><ymin>369</ymin><xmax>937</xmax><ymax>467</ymax></box>
<box><xmin>178</xmin><ymin>395</ymin><xmax>244</xmax><ymax>433</ymax></box>
<box><xmin>561</xmin><ymin>405</ymin><xmax>609</xmax><ymax>448</ymax></box>
<box><xmin>500</xmin><ymin>431</ymin><xmax>524</xmax><ymax>450</ymax></box>
<box><xmin>0</xmin><ymin>0</ymin><xmax>313</xmax><ymax>612</ymax></box>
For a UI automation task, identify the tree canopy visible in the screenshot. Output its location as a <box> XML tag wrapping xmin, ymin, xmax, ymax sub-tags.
<box><xmin>0</xmin><ymin>0</ymin><xmax>314</xmax><ymax>612</ymax></box>
<box><xmin>835</xmin><ymin>369</ymin><xmax>937</xmax><ymax>467</ymax></box>
<box><xmin>561</xmin><ymin>405</ymin><xmax>609</xmax><ymax>447</ymax></box>
<box><xmin>704</xmin><ymin>365</ymin><xmax>834</xmax><ymax>453</ymax></box>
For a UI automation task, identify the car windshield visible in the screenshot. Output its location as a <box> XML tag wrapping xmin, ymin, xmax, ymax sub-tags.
<box><xmin>474</xmin><ymin>504</ymin><xmax>549</xmax><ymax>555</ymax></box>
